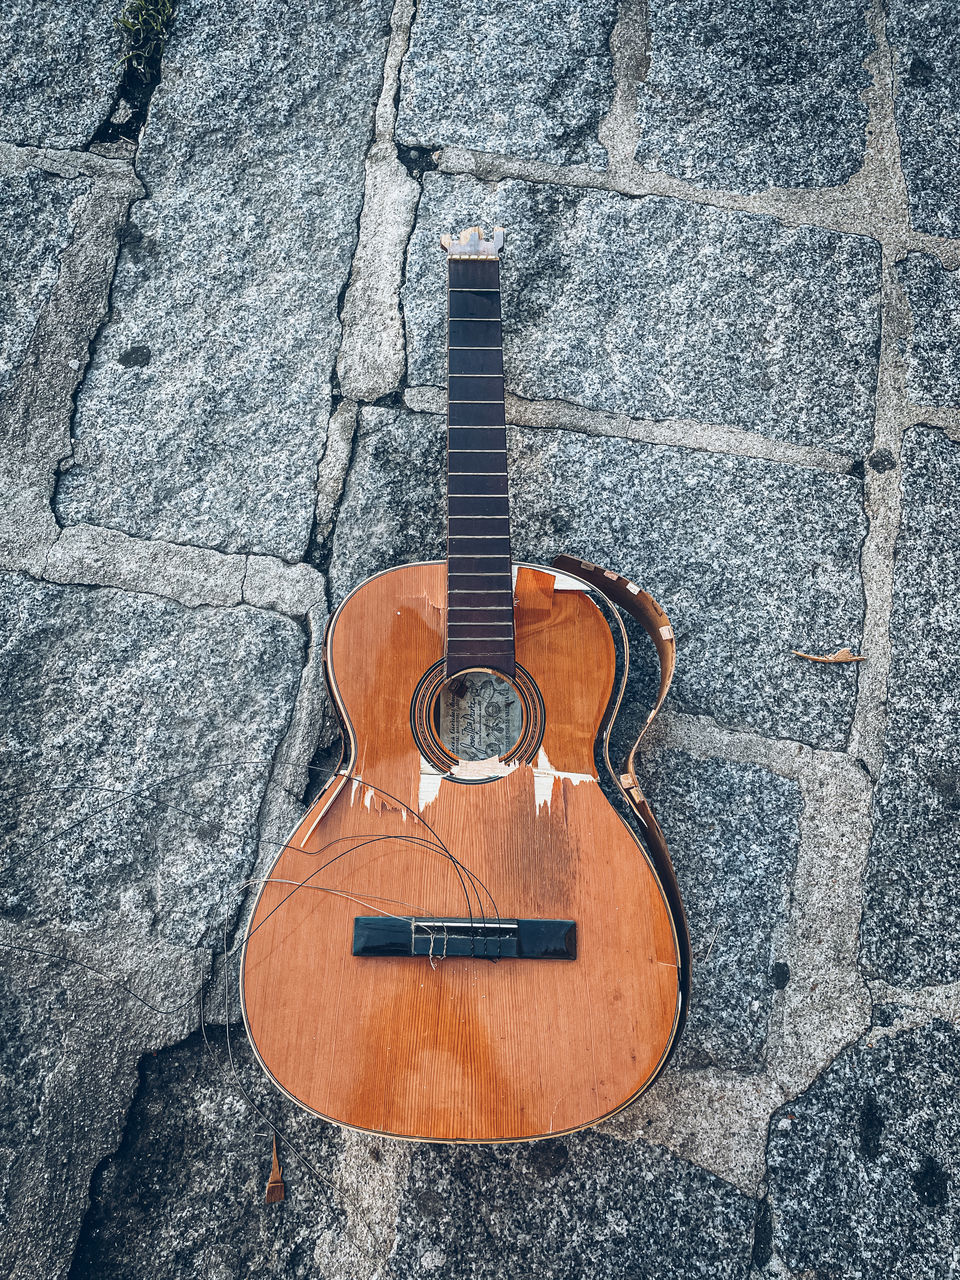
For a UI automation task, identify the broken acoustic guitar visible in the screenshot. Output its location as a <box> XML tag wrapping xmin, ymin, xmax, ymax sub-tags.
<box><xmin>241</xmin><ymin>226</ymin><xmax>690</xmax><ymax>1142</ymax></box>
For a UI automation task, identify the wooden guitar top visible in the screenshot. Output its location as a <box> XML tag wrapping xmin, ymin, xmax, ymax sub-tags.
<box><xmin>241</xmin><ymin>562</ymin><xmax>682</xmax><ymax>1142</ymax></box>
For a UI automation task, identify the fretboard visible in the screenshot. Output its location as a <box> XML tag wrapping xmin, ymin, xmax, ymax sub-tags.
<box><xmin>445</xmin><ymin>255</ymin><xmax>515</xmax><ymax>679</ymax></box>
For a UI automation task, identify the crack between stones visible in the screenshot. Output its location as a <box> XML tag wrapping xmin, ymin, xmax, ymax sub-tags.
<box><xmin>405</xmin><ymin>382</ymin><xmax>855</xmax><ymax>475</ymax></box>
<box><xmin>309</xmin><ymin>405</ymin><xmax>360</xmax><ymax>580</ymax></box>
<box><xmin>64</xmin><ymin>1027</ymin><xmax>199</xmax><ymax>1280</ymax></box>
<box><xmin>86</xmin><ymin>1</ymin><xmax>178</xmax><ymax>151</ymax></box>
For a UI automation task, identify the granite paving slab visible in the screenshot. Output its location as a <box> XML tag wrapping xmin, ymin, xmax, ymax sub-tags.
<box><xmin>0</xmin><ymin>167</ymin><xmax>88</xmax><ymax>403</ymax></box>
<box><xmin>0</xmin><ymin>949</ymin><xmax>178</xmax><ymax>1280</ymax></box>
<box><xmin>68</xmin><ymin>1031</ymin><xmax>344</xmax><ymax>1280</ymax></box>
<box><xmin>396</xmin><ymin>0</ymin><xmax>614</xmax><ymax>168</ymax></box>
<box><xmin>0</xmin><ymin>573</ymin><xmax>305</xmax><ymax>947</ymax></box>
<box><xmin>55</xmin><ymin>0</ymin><xmax>393</xmax><ymax>560</ymax></box>
<box><xmin>635</xmin><ymin>0</ymin><xmax>873</xmax><ymax>192</ymax></box>
<box><xmin>637</xmin><ymin>749</ymin><xmax>801</xmax><ymax>1071</ymax></box>
<box><xmin>0</xmin><ymin>0</ymin><xmax>119</xmax><ymax>149</ymax></box>
<box><xmin>767</xmin><ymin>1021</ymin><xmax>960</xmax><ymax>1277</ymax></box>
<box><xmin>888</xmin><ymin>0</ymin><xmax>960</xmax><ymax>238</ymax></box>
<box><xmin>329</xmin><ymin>407</ymin><xmax>865</xmax><ymax>749</ymax></box>
<box><xmin>390</xmin><ymin>1130</ymin><xmax>757</xmax><ymax>1280</ymax></box>
<box><xmin>897</xmin><ymin>252</ymin><xmax>960</xmax><ymax>406</ymax></box>
<box><xmin>404</xmin><ymin>175</ymin><xmax>881</xmax><ymax>454</ymax></box>
<box><xmin>860</xmin><ymin>427</ymin><xmax>960</xmax><ymax>985</ymax></box>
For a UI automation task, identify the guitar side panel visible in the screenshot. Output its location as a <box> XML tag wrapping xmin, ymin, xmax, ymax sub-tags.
<box><xmin>240</xmin><ymin>562</ymin><xmax>682</xmax><ymax>1142</ymax></box>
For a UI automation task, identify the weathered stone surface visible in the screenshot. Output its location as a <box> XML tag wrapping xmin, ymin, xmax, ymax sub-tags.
<box><xmin>637</xmin><ymin>750</ymin><xmax>801</xmax><ymax>1070</ymax></box>
<box><xmin>331</xmin><ymin>407</ymin><xmax>865</xmax><ymax>747</ymax></box>
<box><xmin>396</xmin><ymin>0</ymin><xmax>614</xmax><ymax>168</ymax></box>
<box><xmin>391</xmin><ymin>1130</ymin><xmax>757</xmax><ymax>1279</ymax></box>
<box><xmin>0</xmin><ymin>573</ymin><xmax>304</xmax><ymax>946</ymax></box>
<box><xmin>0</xmin><ymin>152</ymin><xmax>138</xmax><ymax>578</ymax></box>
<box><xmin>897</xmin><ymin>252</ymin><xmax>960</xmax><ymax>405</ymax></box>
<box><xmin>635</xmin><ymin>0</ymin><xmax>873</xmax><ymax>191</ymax></box>
<box><xmin>861</xmin><ymin>428</ymin><xmax>960</xmax><ymax>985</ymax></box>
<box><xmin>243</xmin><ymin>555</ymin><xmax>327</xmax><ymax>618</ymax></box>
<box><xmin>888</xmin><ymin>0</ymin><xmax>960</xmax><ymax>237</ymax></box>
<box><xmin>0</xmin><ymin>168</ymin><xmax>87</xmax><ymax>402</ymax></box>
<box><xmin>767</xmin><ymin>1021</ymin><xmax>960</xmax><ymax>1277</ymax></box>
<box><xmin>0</xmin><ymin>934</ymin><xmax>193</xmax><ymax>1280</ymax></box>
<box><xmin>0</xmin><ymin>1</ymin><xmax>119</xmax><ymax>149</ymax></box>
<box><xmin>328</xmin><ymin>405</ymin><xmax>445</xmax><ymax>601</ymax></box>
<box><xmin>68</xmin><ymin>1031</ymin><xmax>345</xmax><ymax>1280</ymax></box>
<box><xmin>404</xmin><ymin>175</ymin><xmax>881</xmax><ymax>453</ymax></box>
<box><xmin>43</xmin><ymin>523</ymin><xmax>246</xmax><ymax>607</ymax></box>
<box><xmin>336</xmin><ymin>144</ymin><xmax>420</xmax><ymax>402</ymax></box>
<box><xmin>56</xmin><ymin>0</ymin><xmax>392</xmax><ymax>560</ymax></box>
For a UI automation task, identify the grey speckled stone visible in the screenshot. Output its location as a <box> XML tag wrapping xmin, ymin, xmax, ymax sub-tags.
<box><xmin>0</xmin><ymin>573</ymin><xmax>304</xmax><ymax>947</ymax></box>
<box><xmin>68</xmin><ymin>1031</ymin><xmax>344</xmax><ymax>1280</ymax></box>
<box><xmin>0</xmin><ymin>938</ymin><xmax>188</xmax><ymax>1280</ymax></box>
<box><xmin>56</xmin><ymin>0</ymin><xmax>392</xmax><ymax>560</ymax></box>
<box><xmin>897</xmin><ymin>253</ymin><xmax>960</xmax><ymax>406</ymax></box>
<box><xmin>635</xmin><ymin>0</ymin><xmax>873</xmax><ymax>191</ymax></box>
<box><xmin>404</xmin><ymin>175</ymin><xmax>881</xmax><ymax>453</ymax></box>
<box><xmin>861</xmin><ymin>428</ymin><xmax>960</xmax><ymax>985</ymax></box>
<box><xmin>637</xmin><ymin>750</ymin><xmax>801</xmax><ymax>1071</ymax></box>
<box><xmin>329</xmin><ymin>408</ymin><xmax>865</xmax><ymax>748</ymax></box>
<box><xmin>391</xmin><ymin>1130</ymin><xmax>756</xmax><ymax>1280</ymax></box>
<box><xmin>397</xmin><ymin>0</ymin><xmax>613</xmax><ymax>168</ymax></box>
<box><xmin>0</xmin><ymin>168</ymin><xmax>88</xmax><ymax>401</ymax></box>
<box><xmin>767</xmin><ymin>1022</ymin><xmax>960</xmax><ymax>1277</ymax></box>
<box><xmin>888</xmin><ymin>0</ymin><xmax>960</xmax><ymax>238</ymax></box>
<box><xmin>0</xmin><ymin>1</ymin><xmax>119</xmax><ymax>149</ymax></box>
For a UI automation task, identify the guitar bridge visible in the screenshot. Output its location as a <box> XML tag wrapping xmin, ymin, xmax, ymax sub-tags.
<box><xmin>352</xmin><ymin>917</ymin><xmax>576</xmax><ymax>960</ymax></box>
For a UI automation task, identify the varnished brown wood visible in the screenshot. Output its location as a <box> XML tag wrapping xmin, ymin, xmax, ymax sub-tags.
<box><xmin>240</xmin><ymin>562</ymin><xmax>681</xmax><ymax>1142</ymax></box>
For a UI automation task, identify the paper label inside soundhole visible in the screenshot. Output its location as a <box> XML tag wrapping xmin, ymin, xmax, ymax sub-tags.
<box><xmin>435</xmin><ymin>671</ymin><xmax>524</xmax><ymax>762</ymax></box>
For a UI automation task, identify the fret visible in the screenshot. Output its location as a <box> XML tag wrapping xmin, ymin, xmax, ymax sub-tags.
<box><xmin>449</xmin><ymin>559</ymin><xmax>511</xmax><ymax>576</ymax></box>
<box><xmin>448</xmin><ymin>402</ymin><xmax>505</xmax><ymax>427</ymax></box>
<box><xmin>447</xmin><ymin>633</ymin><xmax>516</xmax><ymax>642</ymax></box>
<box><xmin>447</xmin><ymin>622</ymin><xmax>515</xmax><ymax>631</ymax></box>
<box><xmin>448</xmin><ymin>537</ymin><xmax>512</xmax><ymax>551</ymax></box>
<box><xmin>447</xmin><ymin>430</ymin><xmax>506</xmax><ymax>450</ymax></box>
<box><xmin>447</xmin><ymin>455</ymin><xmax>507</xmax><ymax>473</ymax></box>
<box><xmin>447</xmin><ymin>499</ymin><xmax>510</xmax><ymax>520</ymax></box>
<box><xmin>449</xmin><ymin>319</ymin><xmax>501</xmax><ymax>348</ymax></box>
<box><xmin>448</xmin><ymin>377</ymin><xmax>504</xmax><ymax>402</ymax></box>
<box><xmin>449</xmin><ymin>291</ymin><xmax>501</xmax><ymax>320</ymax></box>
<box><xmin>447</xmin><ymin>575</ymin><xmax>513</xmax><ymax>593</ymax></box>
<box><xmin>446</xmin><ymin>642</ymin><xmax>515</xmax><ymax>654</ymax></box>
<box><xmin>447</xmin><ymin>473</ymin><xmax>508</xmax><ymax>496</ymax></box>
<box><xmin>448</xmin><ymin>514</ymin><xmax>510</xmax><ymax>523</ymax></box>
<box><xmin>448</xmin><ymin>348</ymin><xmax>503</xmax><ymax>375</ymax></box>
<box><xmin>446</xmin><ymin>605</ymin><xmax>515</xmax><ymax>613</ymax></box>
<box><xmin>448</xmin><ymin>259</ymin><xmax>500</xmax><ymax>290</ymax></box>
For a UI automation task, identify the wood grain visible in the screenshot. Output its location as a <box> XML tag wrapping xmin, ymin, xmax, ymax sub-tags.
<box><xmin>241</xmin><ymin>562</ymin><xmax>681</xmax><ymax>1142</ymax></box>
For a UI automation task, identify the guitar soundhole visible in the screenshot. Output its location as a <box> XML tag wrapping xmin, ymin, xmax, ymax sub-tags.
<box><xmin>435</xmin><ymin>671</ymin><xmax>523</xmax><ymax>761</ymax></box>
<box><xmin>411</xmin><ymin>661</ymin><xmax>544</xmax><ymax>773</ymax></box>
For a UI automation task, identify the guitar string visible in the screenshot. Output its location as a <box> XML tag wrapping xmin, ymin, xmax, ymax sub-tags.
<box><xmin>0</xmin><ymin>754</ymin><xmax>509</xmax><ymax>1020</ymax></box>
<box><xmin>6</xmin><ymin>759</ymin><xmax>504</xmax><ymax>946</ymax></box>
<box><xmin>209</xmin><ymin>916</ymin><xmax>385</xmax><ymax>1260</ymax></box>
<box><xmin>1</xmin><ymin>758</ymin><xmax>509</xmax><ymax>1218</ymax></box>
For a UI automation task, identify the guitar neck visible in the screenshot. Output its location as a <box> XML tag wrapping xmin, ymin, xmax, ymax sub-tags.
<box><xmin>445</xmin><ymin>240</ymin><xmax>516</xmax><ymax>679</ymax></box>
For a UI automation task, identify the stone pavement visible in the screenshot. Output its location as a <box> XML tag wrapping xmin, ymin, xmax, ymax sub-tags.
<box><xmin>1</xmin><ymin>0</ymin><xmax>958</xmax><ymax>1276</ymax></box>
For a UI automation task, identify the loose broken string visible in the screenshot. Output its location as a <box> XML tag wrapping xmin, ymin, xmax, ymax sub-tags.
<box><xmin>0</xmin><ymin>755</ymin><xmax>504</xmax><ymax>1238</ymax></box>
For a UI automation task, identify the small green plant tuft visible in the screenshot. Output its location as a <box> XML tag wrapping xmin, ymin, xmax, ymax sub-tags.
<box><xmin>115</xmin><ymin>0</ymin><xmax>175</xmax><ymax>82</ymax></box>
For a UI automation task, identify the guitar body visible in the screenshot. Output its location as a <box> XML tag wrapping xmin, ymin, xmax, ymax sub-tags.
<box><xmin>241</xmin><ymin>561</ymin><xmax>683</xmax><ymax>1142</ymax></box>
